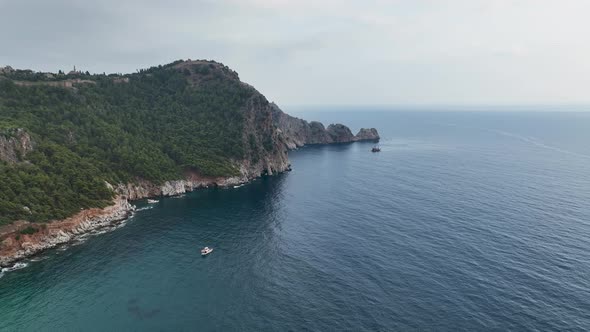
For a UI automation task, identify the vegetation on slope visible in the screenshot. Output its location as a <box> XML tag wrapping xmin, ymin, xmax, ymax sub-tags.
<box><xmin>0</xmin><ymin>60</ymin><xmax>257</xmax><ymax>224</ymax></box>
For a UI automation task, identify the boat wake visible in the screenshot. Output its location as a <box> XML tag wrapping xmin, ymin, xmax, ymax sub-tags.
<box><xmin>442</xmin><ymin>122</ymin><xmax>590</xmax><ymax>160</ymax></box>
<box><xmin>489</xmin><ymin>129</ymin><xmax>590</xmax><ymax>160</ymax></box>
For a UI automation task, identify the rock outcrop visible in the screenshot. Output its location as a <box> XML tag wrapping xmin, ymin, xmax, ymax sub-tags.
<box><xmin>0</xmin><ymin>128</ymin><xmax>34</xmax><ymax>164</ymax></box>
<box><xmin>271</xmin><ymin>103</ymin><xmax>380</xmax><ymax>148</ymax></box>
<box><xmin>0</xmin><ymin>66</ymin><xmax>14</xmax><ymax>74</ymax></box>
<box><xmin>327</xmin><ymin>124</ymin><xmax>355</xmax><ymax>143</ymax></box>
<box><xmin>113</xmin><ymin>172</ymin><xmax>249</xmax><ymax>201</ymax></box>
<box><xmin>354</xmin><ymin>128</ymin><xmax>380</xmax><ymax>141</ymax></box>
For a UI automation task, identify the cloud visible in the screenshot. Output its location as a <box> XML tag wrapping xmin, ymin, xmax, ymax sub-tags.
<box><xmin>0</xmin><ymin>0</ymin><xmax>589</xmax><ymax>105</ymax></box>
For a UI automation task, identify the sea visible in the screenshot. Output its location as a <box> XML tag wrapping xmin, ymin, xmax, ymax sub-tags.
<box><xmin>1</xmin><ymin>110</ymin><xmax>590</xmax><ymax>331</ymax></box>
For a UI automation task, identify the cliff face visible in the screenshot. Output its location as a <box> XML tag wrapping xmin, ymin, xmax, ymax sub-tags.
<box><xmin>271</xmin><ymin>103</ymin><xmax>380</xmax><ymax>149</ymax></box>
<box><xmin>237</xmin><ymin>93</ymin><xmax>290</xmax><ymax>177</ymax></box>
<box><xmin>170</xmin><ymin>60</ymin><xmax>290</xmax><ymax>180</ymax></box>
<box><xmin>0</xmin><ymin>128</ymin><xmax>34</xmax><ymax>164</ymax></box>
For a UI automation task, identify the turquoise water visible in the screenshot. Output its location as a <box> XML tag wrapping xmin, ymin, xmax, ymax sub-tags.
<box><xmin>1</xmin><ymin>111</ymin><xmax>590</xmax><ymax>331</ymax></box>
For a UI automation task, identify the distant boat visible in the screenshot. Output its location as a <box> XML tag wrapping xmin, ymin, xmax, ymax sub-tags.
<box><xmin>147</xmin><ymin>199</ymin><xmax>159</xmax><ymax>204</ymax></box>
<box><xmin>201</xmin><ymin>247</ymin><xmax>213</xmax><ymax>256</ymax></box>
<box><xmin>371</xmin><ymin>145</ymin><xmax>381</xmax><ymax>152</ymax></box>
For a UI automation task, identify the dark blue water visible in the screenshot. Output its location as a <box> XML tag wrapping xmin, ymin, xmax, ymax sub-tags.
<box><xmin>1</xmin><ymin>111</ymin><xmax>590</xmax><ymax>331</ymax></box>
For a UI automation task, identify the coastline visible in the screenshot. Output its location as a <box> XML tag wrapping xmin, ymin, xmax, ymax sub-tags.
<box><xmin>0</xmin><ymin>196</ymin><xmax>133</xmax><ymax>268</ymax></box>
<box><xmin>0</xmin><ymin>59</ymin><xmax>379</xmax><ymax>272</ymax></box>
<box><xmin>0</xmin><ymin>137</ymin><xmax>378</xmax><ymax>269</ymax></box>
<box><xmin>0</xmin><ymin>173</ymin><xmax>259</xmax><ymax>268</ymax></box>
<box><xmin>0</xmin><ymin>130</ymin><xmax>294</xmax><ymax>269</ymax></box>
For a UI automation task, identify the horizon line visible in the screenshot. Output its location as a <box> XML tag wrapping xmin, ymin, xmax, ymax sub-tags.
<box><xmin>282</xmin><ymin>104</ymin><xmax>590</xmax><ymax>112</ymax></box>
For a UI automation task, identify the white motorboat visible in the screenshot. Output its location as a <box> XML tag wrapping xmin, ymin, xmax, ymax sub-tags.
<box><xmin>201</xmin><ymin>247</ymin><xmax>213</xmax><ymax>256</ymax></box>
<box><xmin>147</xmin><ymin>199</ymin><xmax>159</xmax><ymax>204</ymax></box>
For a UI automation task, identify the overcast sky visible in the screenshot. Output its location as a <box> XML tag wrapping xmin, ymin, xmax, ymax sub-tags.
<box><xmin>1</xmin><ymin>0</ymin><xmax>589</xmax><ymax>107</ymax></box>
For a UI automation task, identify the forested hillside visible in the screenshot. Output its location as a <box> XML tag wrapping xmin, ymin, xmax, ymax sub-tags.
<box><xmin>0</xmin><ymin>60</ymin><xmax>272</xmax><ymax>224</ymax></box>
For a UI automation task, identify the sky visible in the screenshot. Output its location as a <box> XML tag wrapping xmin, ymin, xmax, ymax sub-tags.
<box><xmin>0</xmin><ymin>0</ymin><xmax>589</xmax><ymax>107</ymax></box>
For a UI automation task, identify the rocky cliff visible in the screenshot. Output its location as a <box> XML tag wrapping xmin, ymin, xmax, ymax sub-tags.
<box><xmin>0</xmin><ymin>128</ymin><xmax>34</xmax><ymax>164</ymax></box>
<box><xmin>270</xmin><ymin>103</ymin><xmax>380</xmax><ymax>149</ymax></box>
<box><xmin>236</xmin><ymin>92</ymin><xmax>290</xmax><ymax>177</ymax></box>
<box><xmin>113</xmin><ymin>172</ymin><xmax>251</xmax><ymax>200</ymax></box>
<box><xmin>170</xmin><ymin>60</ymin><xmax>290</xmax><ymax>180</ymax></box>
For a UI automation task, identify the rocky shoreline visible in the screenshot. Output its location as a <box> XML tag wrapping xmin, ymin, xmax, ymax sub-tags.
<box><xmin>0</xmin><ymin>166</ymin><xmax>295</xmax><ymax>268</ymax></box>
<box><xmin>0</xmin><ymin>197</ymin><xmax>133</xmax><ymax>267</ymax></box>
